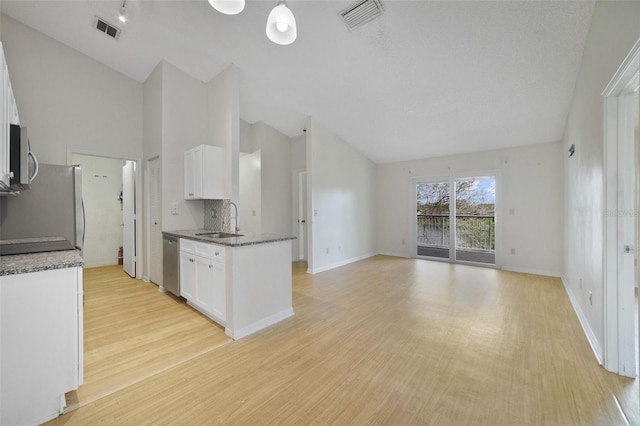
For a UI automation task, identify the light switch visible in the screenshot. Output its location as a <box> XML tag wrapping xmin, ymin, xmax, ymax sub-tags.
<box><xmin>171</xmin><ymin>203</ymin><xmax>179</xmax><ymax>215</ymax></box>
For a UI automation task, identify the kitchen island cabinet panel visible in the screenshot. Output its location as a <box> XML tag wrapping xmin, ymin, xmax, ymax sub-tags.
<box><xmin>0</xmin><ymin>266</ymin><xmax>83</xmax><ymax>426</ymax></box>
<box><xmin>180</xmin><ymin>239</ymin><xmax>226</xmax><ymax>324</ymax></box>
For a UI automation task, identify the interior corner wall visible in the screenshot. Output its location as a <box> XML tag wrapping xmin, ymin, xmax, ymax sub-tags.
<box><xmin>160</xmin><ymin>61</ymin><xmax>207</xmax><ymax>231</ymax></box>
<box><xmin>376</xmin><ymin>142</ymin><xmax>564</xmax><ymax>277</ymax></box>
<box><xmin>561</xmin><ymin>1</ymin><xmax>640</xmax><ymax>359</ymax></box>
<box><xmin>307</xmin><ymin>117</ymin><xmax>377</xmax><ymax>274</ymax></box>
<box><xmin>207</xmin><ymin>65</ymin><xmax>240</xmax><ymax>202</ymax></box>
<box><xmin>0</xmin><ymin>14</ymin><xmax>143</xmax><ymax>165</ymax></box>
<box><xmin>291</xmin><ymin>135</ymin><xmax>306</xmax><ymax>170</ymax></box>
<box><xmin>254</xmin><ymin>122</ymin><xmax>292</xmax><ymax>236</ymax></box>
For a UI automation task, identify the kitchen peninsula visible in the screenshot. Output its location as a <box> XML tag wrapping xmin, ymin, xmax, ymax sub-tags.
<box><xmin>162</xmin><ymin>230</ymin><xmax>295</xmax><ymax>340</ymax></box>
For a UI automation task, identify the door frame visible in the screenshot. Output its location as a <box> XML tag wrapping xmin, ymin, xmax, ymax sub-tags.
<box><xmin>412</xmin><ymin>170</ymin><xmax>501</xmax><ymax>268</ymax></box>
<box><xmin>292</xmin><ymin>168</ymin><xmax>308</xmax><ymax>261</ymax></box>
<box><xmin>122</xmin><ymin>161</ymin><xmax>136</xmax><ymax>278</ymax></box>
<box><xmin>67</xmin><ymin>148</ymin><xmax>142</xmax><ymax>279</ymax></box>
<box><xmin>602</xmin><ymin>38</ymin><xmax>640</xmax><ymax>378</ymax></box>
<box><xmin>146</xmin><ymin>155</ymin><xmax>162</xmax><ymax>285</ymax></box>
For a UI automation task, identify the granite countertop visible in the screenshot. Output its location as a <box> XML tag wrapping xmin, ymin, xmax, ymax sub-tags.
<box><xmin>0</xmin><ymin>237</ymin><xmax>84</xmax><ymax>276</ymax></box>
<box><xmin>163</xmin><ymin>229</ymin><xmax>296</xmax><ymax>247</ymax></box>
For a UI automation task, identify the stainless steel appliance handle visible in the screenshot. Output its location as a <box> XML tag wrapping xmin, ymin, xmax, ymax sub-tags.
<box><xmin>28</xmin><ymin>151</ymin><xmax>39</xmax><ymax>181</ymax></box>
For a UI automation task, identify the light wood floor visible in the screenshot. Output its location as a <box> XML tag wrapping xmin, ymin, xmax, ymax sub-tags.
<box><xmin>65</xmin><ymin>265</ymin><xmax>231</xmax><ymax>411</ymax></box>
<box><xmin>47</xmin><ymin>256</ymin><xmax>638</xmax><ymax>425</ymax></box>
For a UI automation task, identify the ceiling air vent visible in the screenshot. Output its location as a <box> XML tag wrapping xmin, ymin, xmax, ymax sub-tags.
<box><xmin>340</xmin><ymin>0</ymin><xmax>384</xmax><ymax>31</ymax></box>
<box><xmin>94</xmin><ymin>16</ymin><xmax>121</xmax><ymax>40</ymax></box>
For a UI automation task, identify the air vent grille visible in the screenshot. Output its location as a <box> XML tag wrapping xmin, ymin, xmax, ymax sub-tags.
<box><xmin>94</xmin><ymin>16</ymin><xmax>121</xmax><ymax>40</ymax></box>
<box><xmin>340</xmin><ymin>0</ymin><xmax>383</xmax><ymax>31</ymax></box>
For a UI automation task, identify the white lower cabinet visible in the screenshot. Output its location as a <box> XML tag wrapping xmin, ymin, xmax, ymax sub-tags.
<box><xmin>179</xmin><ymin>239</ymin><xmax>226</xmax><ymax>324</ymax></box>
<box><xmin>1</xmin><ymin>267</ymin><xmax>83</xmax><ymax>426</ymax></box>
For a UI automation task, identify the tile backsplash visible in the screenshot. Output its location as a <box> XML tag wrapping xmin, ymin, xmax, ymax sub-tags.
<box><xmin>204</xmin><ymin>199</ymin><xmax>231</xmax><ymax>231</ymax></box>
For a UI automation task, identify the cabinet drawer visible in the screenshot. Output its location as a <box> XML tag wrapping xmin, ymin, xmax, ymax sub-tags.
<box><xmin>180</xmin><ymin>239</ymin><xmax>196</xmax><ymax>254</ymax></box>
<box><xmin>180</xmin><ymin>238</ymin><xmax>224</xmax><ymax>261</ymax></box>
<box><xmin>211</xmin><ymin>246</ymin><xmax>225</xmax><ymax>262</ymax></box>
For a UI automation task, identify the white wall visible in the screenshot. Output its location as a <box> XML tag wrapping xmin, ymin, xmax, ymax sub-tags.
<box><xmin>0</xmin><ymin>14</ymin><xmax>142</xmax><ymax>165</ymax></box>
<box><xmin>377</xmin><ymin>142</ymin><xmax>564</xmax><ymax>276</ymax></box>
<box><xmin>239</xmin><ymin>150</ymin><xmax>261</xmax><ymax>237</ymax></box>
<box><xmin>307</xmin><ymin>117</ymin><xmax>377</xmax><ymax>273</ymax></box>
<box><xmin>72</xmin><ymin>154</ymin><xmax>124</xmax><ymax>268</ymax></box>
<box><xmin>160</xmin><ymin>61</ymin><xmax>208</xmax><ymax>231</ymax></box>
<box><xmin>238</xmin><ymin>120</ymin><xmax>292</xmax><ymax>237</ymax></box>
<box><xmin>291</xmin><ymin>135</ymin><xmax>306</xmax><ymax>170</ymax></box>
<box><xmin>255</xmin><ymin>122</ymin><xmax>291</xmax><ymax>235</ymax></box>
<box><xmin>207</xmin><ymin>65</ymin><xmax>240</xmax><ymax>202</ymax></box>
<box><xmin>561</xmin><ymin>2</ymin><xmax>640</xmax><ymax>358</ymax></box>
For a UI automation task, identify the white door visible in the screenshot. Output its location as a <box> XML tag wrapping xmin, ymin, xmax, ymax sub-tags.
<box><xmin>149</xmin><ymin>157</ymin><xmax>162</xmax><ymax>285</ymax></box>
<box><xmin>616</xmin><ymin>80</ymin><xmax>639</xmax><ymax>377</ymax></box>
<box><xmin>298</xmin><ymin>171</ymin><xmax>307</xmax><ymax>261</ymax></box>
<box><xmin>603</xmin><ymin>41</ymin><xmax>639</xmax><ymax>378</ymax></box>
<box><xmin>122</xmin><ymin>161</ymin><xmax>136</xmax><ymax>278</ymax></box>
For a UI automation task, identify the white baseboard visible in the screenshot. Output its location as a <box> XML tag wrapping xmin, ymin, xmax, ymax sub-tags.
<box><xmin>561</xmin><ymin>276</ymin><xmax>603</xmax><ymax>365</ymax></box>
<box><xmin>377</xmin><ymin>250</ymin><xmax>410</xmax><ymax>258</ymax></box>
<box><xmin>501</xmin><ymin>265</ymin><xmax>562</xmax><ymax>278</ymax></box>
<box><xmin>226</xmin><ymin>308</ymin><xmax>294</xmax><ymax>340</ymax></box>
<box><xmin>83</xmin><ymin>261</ymin><xmax>120</xmax><ymax>268</ymax></box>
<box><xmin>308</xmin><ymin>252</ymin><xmax>377</xmax><ymax>274</ymax></box>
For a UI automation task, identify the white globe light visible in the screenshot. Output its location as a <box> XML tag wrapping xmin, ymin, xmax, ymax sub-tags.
<box><xmin>208</xmin><ymin>0</ymin><xmax>245</xmax><ymax>15</ymax></box>
<box><xmin>276</xmin><ymin>22</ymin><xmax>289</xmax><ymax>33</ymax></box>
<box><xmin>266</xmin><ymin>2</ymin><xmax>297</xmax><ymax>45</ymax></box>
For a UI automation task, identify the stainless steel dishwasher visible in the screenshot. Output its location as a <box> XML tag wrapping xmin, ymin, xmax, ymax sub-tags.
<box><xmin>162</xmin><ymin>235</ymin><xmax>180</xmax><ymax>296</ymax></box>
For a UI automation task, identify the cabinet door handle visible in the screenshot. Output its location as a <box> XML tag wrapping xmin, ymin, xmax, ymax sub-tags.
<box><xmin>189</xmin><ymin>193</ymin><xmax>194</xmax><ymax>196</ymax></box>
<box><xmin>209</xmin><ymin>265</ymin><xmax>213</xmax><ymax>268</ymax></box>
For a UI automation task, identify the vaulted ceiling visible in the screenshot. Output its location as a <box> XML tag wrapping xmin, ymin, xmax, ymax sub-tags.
<box><xmin>1</xmin><ymin>0</ymin><xmax>594</xmax><ymax>164</ymax></box>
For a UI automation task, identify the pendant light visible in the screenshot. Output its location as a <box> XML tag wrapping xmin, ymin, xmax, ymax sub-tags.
<box><xmin>266</xmin><ymin>0</ymin><xmax>297</xmax><ymax>45</ymax></box>
<box><xmin>208</xmin><ymin>0</ymin><xmax>245</xmax><ymax>15</ymax></box>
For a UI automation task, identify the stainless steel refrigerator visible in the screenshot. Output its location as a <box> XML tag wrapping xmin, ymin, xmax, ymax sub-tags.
<box><xmin>0</xmin><ymin>163</ymin><xmax>84</xmax><ymax>249</ymax></box>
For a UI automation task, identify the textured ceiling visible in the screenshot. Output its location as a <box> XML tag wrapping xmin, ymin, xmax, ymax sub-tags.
<box><xmin>0</xmin><ymin>0</ymin><xmax>594</xmax><ymax>164</ymax></box>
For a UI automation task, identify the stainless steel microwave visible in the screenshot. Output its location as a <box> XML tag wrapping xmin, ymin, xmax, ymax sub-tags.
<box><xmin>8</xmin><ymin>124</ymin><xmax>38</xmax><ymax>191</ymax></box>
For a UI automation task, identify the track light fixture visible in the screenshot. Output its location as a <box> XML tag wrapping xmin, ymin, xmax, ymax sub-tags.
<box><xmin>208</xmin><ymin>0</ymin><xmax>245</xmax><ymax>15</ymax></box>
<box><xmin>118</xmin><ymin>0</ymin><xmax>128</xmax><ymax>23</ymax></box>
<box><xmin>266</xmin><ymin>0</ymin><xmax>297</xmax><ymax>45</ymax></box>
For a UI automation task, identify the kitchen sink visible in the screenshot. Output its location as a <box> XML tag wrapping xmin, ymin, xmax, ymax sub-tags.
<box><xmin>195</xmin><ymin>232</ymin><xmax>244</xmax><ymax>238</ymax></box>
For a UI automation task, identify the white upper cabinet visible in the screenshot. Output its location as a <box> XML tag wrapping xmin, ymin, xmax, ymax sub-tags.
<box><xmin>184</xmin><ymin>144</ymin><xmax>227</xmax><ymax>200</ymax></box>
<box><xmin>0</xmin><ymin>42</ymin><xmax>20</xmax><ymax>189</ymax></box>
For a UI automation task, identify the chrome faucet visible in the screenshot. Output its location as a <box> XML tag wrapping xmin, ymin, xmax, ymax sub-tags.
<box><xmin>229</xmin><ymin>201</ymin><xmax>239</xmax><ymax>233</ymax></box>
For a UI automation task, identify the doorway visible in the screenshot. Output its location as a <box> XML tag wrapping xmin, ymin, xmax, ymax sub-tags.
<box><xmin>292</xmin><ymin>169</ymin><xmax>308</xmax><ymax>261</ymax></box>
<box><xmin>71</xmin><ymin>154</ymin><xmax>136</xmax><ymax>274</ymax></box>
<box><xmin>415</xmin><ymin>174</ymin><xmax>497</xmax><ymax>265</ymax></box>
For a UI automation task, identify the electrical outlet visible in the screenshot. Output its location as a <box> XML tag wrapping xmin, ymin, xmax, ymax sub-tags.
<box><xmin>338</xmin><ymin>245</ymin><xmax>341</xmax><ymax>252</ymax></box>
<box><xmin>171</xmin><ymin>203</ymin><xmax>179</xmax><ymax>215</ymax></box>
<box><xmin>589</xmin><ymin>291</ymin><xmax>593</xmax><ymax>305</ymax></box>
<box><xmin>510</xmin><ymin>248</ymin><xmax>516</xmax><ymax>255</ymax></box>
<box><xmin>509</xmin><ymin>208</ymin><xmax>515</xmax><ymax>215</ymax></box>
<box><xmin>402</xmin><ymin>239</ymin><xmax>405</xmax><ymax>245</ymax></box>
<box><xmin>579</xmin><ymin>278</ymin><xmax>583</xmax><ymax>289</ymax></box>
<box><xmin>326</xmin><ymin>247</ymin><xmax>330</xmax><ymax>254</ymax></box>
<box><xmin>314</xmin><ymin>210</ymin><xmax>318</xmax><ymax>217</ymax></box>
<box><xmin>252</xmin><ymin>210</ymin><xmax>256</xmax><ymax>216</ymax></box>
